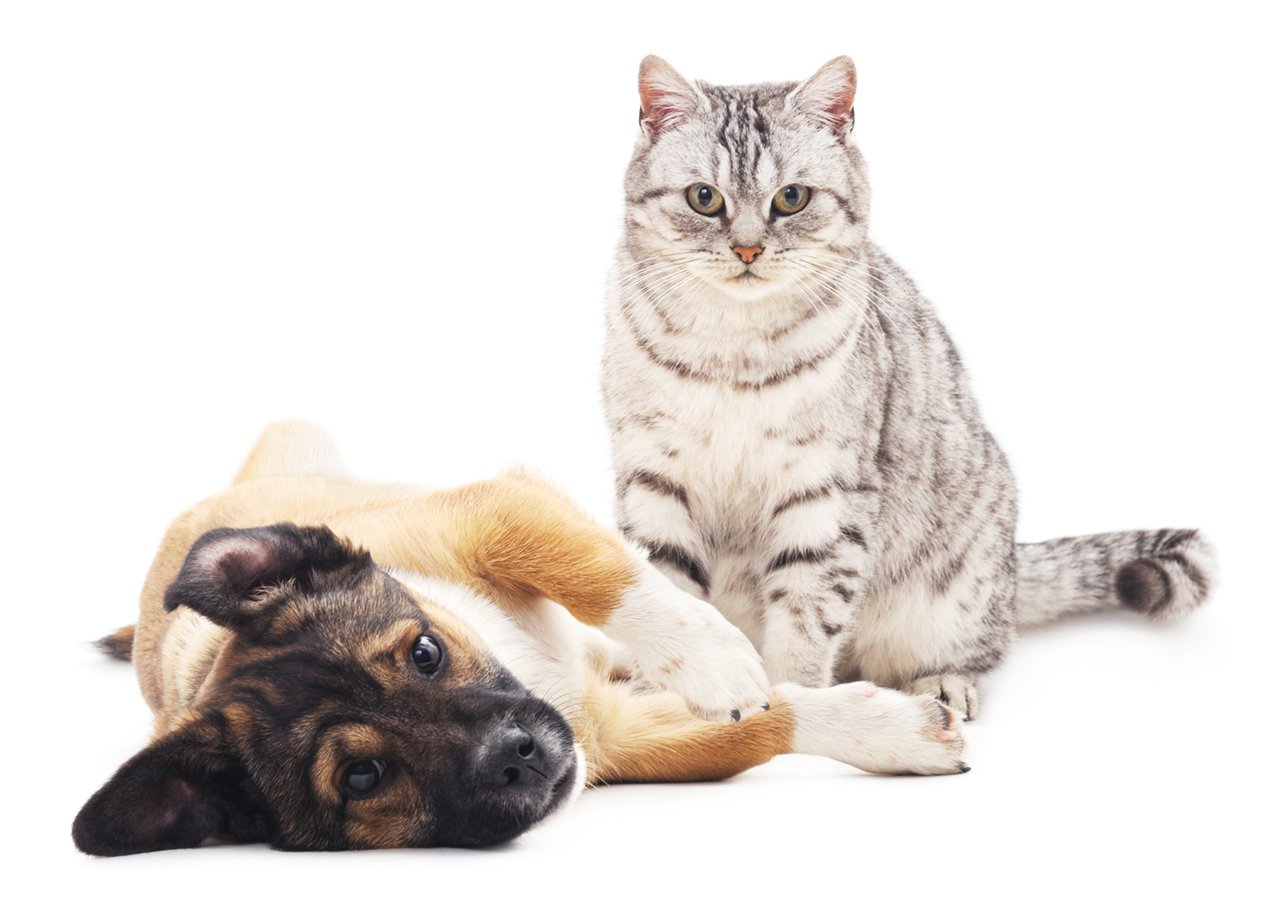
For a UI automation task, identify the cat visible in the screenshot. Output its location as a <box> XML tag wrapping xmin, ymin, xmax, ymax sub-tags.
<box><xmin>601</xmin><ymin>55</ymin><xmax>1213</xmax><ymax>718</ymax></box>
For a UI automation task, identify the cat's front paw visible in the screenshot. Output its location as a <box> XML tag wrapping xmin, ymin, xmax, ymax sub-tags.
<box><xmin>779</xmin><ymin>681</ymin><xmax>970</xmax><ymax>776</ymax></box>
<box><xmin>605</xmin><ymin>566</ymin><xmax>770</xmax><ymax>722</ymax></box>
<box><xmin>902</xmin><ymin>673</ymin><xmax>979</xmax><ymax>721</ymax></box>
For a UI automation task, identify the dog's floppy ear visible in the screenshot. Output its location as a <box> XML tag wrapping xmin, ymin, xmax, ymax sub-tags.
<box><xmin>73</xmin><ymin>717</ymin><xmax>269</xmax><ymax>856</ymax></box>
<box><xmin>163</xmin><ymin>523</ymin><xmax>371</xmax><ymax>632</ymax></box>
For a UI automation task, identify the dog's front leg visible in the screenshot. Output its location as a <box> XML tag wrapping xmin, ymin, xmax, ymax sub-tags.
<box><xmin>372</xmin><ymin>473</ymin><xmax>770</xmax><ymax>722</ymax></box>
<box><xmin>602</xmin><ymin>558</ymin><xmax>772</xmax><ymax>721</ymax></box>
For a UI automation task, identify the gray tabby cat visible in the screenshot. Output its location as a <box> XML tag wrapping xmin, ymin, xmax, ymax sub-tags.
<box><xmin>601</xmin><ymin>56</ymin><xmax>1213</xmax><ymax>718</ymax></box>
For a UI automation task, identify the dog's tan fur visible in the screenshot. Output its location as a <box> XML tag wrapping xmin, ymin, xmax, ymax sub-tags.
<box><xmin>77</xmin><ymin>422</ymin><xmax>965</xmax><ymax>854</ymax></box>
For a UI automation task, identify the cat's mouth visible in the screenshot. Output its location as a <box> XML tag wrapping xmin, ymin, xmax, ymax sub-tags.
<box><xmin>718</xmin><ymin>267</ymin><xmax>784</xmax><ymax>299</ymax></box>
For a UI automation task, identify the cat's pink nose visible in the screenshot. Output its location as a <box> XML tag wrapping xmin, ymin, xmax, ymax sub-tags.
<box><xmin>732</xmin><ymin>245</ymin><xmax>763</xmax><ymax>264</ymax></box>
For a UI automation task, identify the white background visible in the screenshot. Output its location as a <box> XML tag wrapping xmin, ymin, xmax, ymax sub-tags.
<box><xmin>3</xmin><ymin>1</ymin><xmax>1276</xmax><ymax>912</ymax></box>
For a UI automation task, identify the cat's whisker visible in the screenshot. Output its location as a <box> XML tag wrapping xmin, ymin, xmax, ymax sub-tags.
<box><xmin>624</xmin><ymin>267</ymin><xmax>708</xmax><ymax>308</ymax></box>
<box><xmin>791</xmin><ymin>258</ymin><xmax>926</xmax><ymax>333</ymax></box>
<box><xmin>613</xmin><ymin>270</ymin><xmax>702</xmax><ymax>305</ymax></box>
<box><xmin>789</xmin><ymin>273</ymin><xmax>841</xmax><ymax>320</ymax></box>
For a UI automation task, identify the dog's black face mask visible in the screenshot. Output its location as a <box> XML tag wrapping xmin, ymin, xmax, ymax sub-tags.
<box><xmin>73</xmin><ymin>524</ymin><xmax>579</xmax><ymax>856</ymax></box>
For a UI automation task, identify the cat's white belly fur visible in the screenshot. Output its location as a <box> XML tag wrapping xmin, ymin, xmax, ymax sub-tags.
<box><xmin>617</xmin><ymin>364</ymin><xmax>847</xmax><ymax>646</ymax></box>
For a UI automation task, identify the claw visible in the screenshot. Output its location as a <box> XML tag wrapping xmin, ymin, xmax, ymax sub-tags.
<box><xmin>937</xmin><ymin>703</ymin><xmax>956</xmax><ymax>730</ymax></box>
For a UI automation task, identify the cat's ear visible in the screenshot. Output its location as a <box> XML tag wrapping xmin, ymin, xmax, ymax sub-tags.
<box><xmin>790</xmin><ymin>56</ymin><xmax>857</xmax><ymax>134</ymax></box>
<box><xmin>638</xmin><ymin>55</ymin><xmax>703</xmax><ymax>138</ymax></box>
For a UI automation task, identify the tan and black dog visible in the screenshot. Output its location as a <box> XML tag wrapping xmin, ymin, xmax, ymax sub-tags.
<box><xmin>74</xmin><ymin>421</ymin><xmax>967</xmax><ymax>855</ymax></box>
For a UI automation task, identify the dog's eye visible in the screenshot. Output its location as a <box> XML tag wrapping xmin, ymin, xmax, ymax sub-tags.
<box><xmin>343</xmin><ymin>759</ymin><xmax>387</xmax><ymax>797</ymax></box>
<box><xmin>411</xmin><ymin>634</ymin><xmax>444</xmax><ymax>675</ymax></box>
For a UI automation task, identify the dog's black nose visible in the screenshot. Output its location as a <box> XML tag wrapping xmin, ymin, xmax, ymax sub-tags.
<box><xmin>480</xmin><ymin>725</ymin><xmax>545</xmax><ymax>789</ymax></box>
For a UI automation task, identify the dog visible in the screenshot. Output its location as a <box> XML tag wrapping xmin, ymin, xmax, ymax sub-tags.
<box><xmin>73</xmin><ymin>421</ymin><xmax>967</xmax><ymax>855</ymax></box>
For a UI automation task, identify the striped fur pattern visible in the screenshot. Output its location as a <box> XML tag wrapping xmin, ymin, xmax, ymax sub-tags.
<box><xmin>602</xmin><ymin>57</ymin><xmax>1214</xmax><ymax>717</ymax></box>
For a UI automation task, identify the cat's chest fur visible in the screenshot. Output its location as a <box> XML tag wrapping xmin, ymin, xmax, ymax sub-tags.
<box><xmin>613</xmin><ymin>323</ymin><xmax>852</xmax><ymax>502</ymax></box>
<box><xmin>670</xmin><ymin>382</ymin><xmax>838</xmax><ymax>517</ymax></box>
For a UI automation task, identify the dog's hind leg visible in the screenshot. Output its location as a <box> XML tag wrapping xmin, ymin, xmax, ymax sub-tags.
<box><xmin>233</xmin><ymin>420</ymin><xmax>349</xmax><ymax>484</ymax></box>
<box><xmin>586</xmin><ymin>687</ymin><xmax>792</xmax><ymax>783</ymax></box>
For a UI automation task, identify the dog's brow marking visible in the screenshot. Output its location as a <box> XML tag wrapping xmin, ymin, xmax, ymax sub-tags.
<box><xmin>360</xmin><ymin>620</ymin><xmax>425</xmax><ymax>691</ymax></box>
<box><xmin>312</xmin><ymin>722</ymin><xmax>385</xmax><ymax>800</ymax></box>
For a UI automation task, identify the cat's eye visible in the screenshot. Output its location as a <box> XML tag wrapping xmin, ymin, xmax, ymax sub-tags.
<box><xmin>686</xmin><ymin>184</ymin><xmax>725</xmax><ymax>217</ymax></box>
<box><xmin>772</xmin><ymin>185</ymin><xmax>811</xmax><ymax>216</ymax></box>
<box><xmin>343</xmin><ymin>759</ymin><xmax>387</xmax><ymax>797</ymax></box>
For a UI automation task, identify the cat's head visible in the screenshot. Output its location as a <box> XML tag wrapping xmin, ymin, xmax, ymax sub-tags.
<box><xmin>623</xmin><ymin>56</ymin><xmax>869</xmax><ymax>303</ymax></box>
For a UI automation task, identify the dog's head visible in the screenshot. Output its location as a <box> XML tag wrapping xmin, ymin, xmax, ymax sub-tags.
<box><xmin>73</xmin><ymin>524</ymin><xmax>580</xmax><ymax>855</ymax></box>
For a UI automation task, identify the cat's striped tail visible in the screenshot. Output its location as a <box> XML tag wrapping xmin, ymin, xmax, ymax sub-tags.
<box><xmin>1014</xmin><ymin>529</ymin><xmax>1214</xmax><ymax>627</ymax></box>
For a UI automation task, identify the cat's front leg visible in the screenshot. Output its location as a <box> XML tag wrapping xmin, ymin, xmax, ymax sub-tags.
<box><xmin>616</xmin><ymin>466</ymin><xmax>712</xmax><ymax>600</ymax></box>
<box><xmin>759</xmin><ymin>491</ymin><xmax>874</xmax><ymax>686</ymax></box>
<box><xmin>614</xmin><ymin>465</ymin><xmax>775</xmax><ymax>719</ymax></box>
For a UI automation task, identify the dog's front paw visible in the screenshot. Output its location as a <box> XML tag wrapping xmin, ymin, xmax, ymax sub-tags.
<box><xmin>654</xmin><ymin>594</ymin><xmax>772</xmax><ymax>722</ymax></box>
<box><xmin>605</xmin><ymin>566</ymin><xmax>770</xmax><ymax>722</ymax></box>
<box><xmin>778</xmin><ymin>682</ymin><xmax>969</xmax><ymax>776</ymax></box>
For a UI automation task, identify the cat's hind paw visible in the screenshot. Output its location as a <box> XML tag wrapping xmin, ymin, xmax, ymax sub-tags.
<box><xmin>902</xmin><ymin>672</ymin><xmax>980</xmax><ymax>721</ymax></box>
